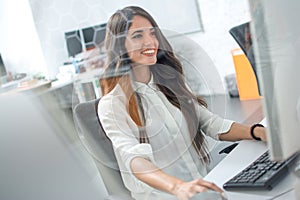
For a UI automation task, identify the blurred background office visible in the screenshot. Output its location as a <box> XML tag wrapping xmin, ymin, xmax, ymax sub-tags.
<box><xmin>0</xmin><ymin>0</ymin><xmax>251</xmax><ymax>96</ymax></box>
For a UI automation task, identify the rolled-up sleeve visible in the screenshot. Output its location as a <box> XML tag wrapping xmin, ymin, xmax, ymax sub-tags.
<box><xmin>195</xmin><ymin>103</ymin><xmax>234</xmax><ymax>140</ymax></box>
<box><xmin>98</xmin><ymin>94</ymin><xmax>156</xmax><ymax>173</ymax></box>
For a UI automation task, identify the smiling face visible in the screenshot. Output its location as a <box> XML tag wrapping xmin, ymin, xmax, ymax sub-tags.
<box><xmin>125</xmin><ymin>15</ymin><xmax>159</xmax><ymax>66</ymax></box>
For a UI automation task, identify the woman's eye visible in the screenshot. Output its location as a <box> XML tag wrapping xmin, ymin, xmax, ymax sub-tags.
<box><xmin>150</xmin><ymin>31</ymin><xmax>156</xmax><ymax>37</ymax></box>
<box><xmin>132</xmin><ymin>34</ymin><xmax>142</xmax><ymax>39</ymax></box>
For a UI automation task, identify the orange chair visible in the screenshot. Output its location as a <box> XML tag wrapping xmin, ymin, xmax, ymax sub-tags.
<box><xmin>231</xmin><ymin>48</ymin><xmax>261</xmax><ymax>100</ymax></box>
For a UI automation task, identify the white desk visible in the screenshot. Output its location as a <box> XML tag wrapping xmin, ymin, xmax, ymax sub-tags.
<box><xmin>204</xmin><ymin>140</ymin><xmax>299</xmax><ymax>200</ymax></box>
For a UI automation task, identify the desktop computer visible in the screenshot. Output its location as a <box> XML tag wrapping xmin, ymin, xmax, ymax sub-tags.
<box><xmin>223</xmin><ymin>0</ymin><xmax>300</xmax><ymax>191</ymax></box>
<box><xmin>248</xmin><ymin>0</ymin><xmax>300</xmax><ymax>161</ymax></box>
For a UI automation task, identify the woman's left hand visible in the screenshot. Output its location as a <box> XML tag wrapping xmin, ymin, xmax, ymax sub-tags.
<box><xmin>254</xmin><ymin>126</ymin><xmax>267</xmax><ymax>142</ymax></box>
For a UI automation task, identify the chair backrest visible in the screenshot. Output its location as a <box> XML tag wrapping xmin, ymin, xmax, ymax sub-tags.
<box><xmin>229</xmin><ymin>22</ymin><xmax>261</xmax><ymax>95</ymax></box>
<box><xmin>73</xmin><ymin>98</ymin><xmax>131</xmax><ymax>198</ymax></box>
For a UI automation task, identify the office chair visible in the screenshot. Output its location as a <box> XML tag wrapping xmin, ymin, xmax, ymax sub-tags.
<box><xmin>229</xmin><ymin>21</ymin><xmax>261</xmax><ymax>95</ymax></box>
<box><xmin>73</xmin><ymin>98</ymin><xmax>133</xmax><ymax>200</ymax></box>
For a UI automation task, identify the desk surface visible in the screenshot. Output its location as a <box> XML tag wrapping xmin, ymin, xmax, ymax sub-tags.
<box><xmin>204</xmin><ymin>95</ymin><xmax>263</xmax><ymax>125</ymax></box>
<box><xmin>205</xmin><ymin>140</ymin><xmax>299</xmax><ymax>200</ymax></box>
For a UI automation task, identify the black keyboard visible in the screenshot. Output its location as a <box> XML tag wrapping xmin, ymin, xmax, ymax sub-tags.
<box><xmin>223</xmin><ymin>151</ymin><xmax>299</xmax><ymax>191</ymax></box>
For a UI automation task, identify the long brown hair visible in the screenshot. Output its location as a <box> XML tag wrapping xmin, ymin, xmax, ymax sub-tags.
<box><xmin>100</xmin><ymin>6</ymin><xmax>210</xmax><ymax>163</ymax></box>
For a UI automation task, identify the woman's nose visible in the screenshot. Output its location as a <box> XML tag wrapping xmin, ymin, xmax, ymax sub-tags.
<box><xmin>143</xmin><ymin>33</ymin><xmax>155</xmax><ymax>46</ymax></box>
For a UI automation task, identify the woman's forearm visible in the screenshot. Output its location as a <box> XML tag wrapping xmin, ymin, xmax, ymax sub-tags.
<box><xmin>130</xmin><ymin>157</ymin><xmax>224</xmax><ymax>200</ymax></box>
<box><xmin>219</xmin><ymin>122</ymin><xmax>266</xmax><ymax>141</ymax></box>
<box><xmin>130</xmin><ymin>157</ymin><xmax>183</xmax><ymax>195</ymax></box>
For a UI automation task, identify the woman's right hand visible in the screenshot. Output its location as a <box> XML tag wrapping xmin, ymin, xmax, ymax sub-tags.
<box><xmin>173</xmin><ymin>179</ymin><xmax>223</xmax><ymax>200</ymax></box>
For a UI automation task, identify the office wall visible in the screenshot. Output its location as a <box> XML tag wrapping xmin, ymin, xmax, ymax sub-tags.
<box><xmin>0</xmin><ymin>0</ymin><xmax>250</xmax><ymax>94</ymax></box>
<box><xmin>0</xmin><ymin>0</ymin><xmax>47</xmax><ymax>77</ymax></box>
<box><xmin>190</xmin><ymin>0</ymin><xmax>251</xmax><ymax>92</ymax></box>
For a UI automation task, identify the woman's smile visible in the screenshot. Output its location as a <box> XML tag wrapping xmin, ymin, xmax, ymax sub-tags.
<box><xmin>141</xmin><ymin>48</ymin><xmax>157</xmax><ymax>57</ymax></box>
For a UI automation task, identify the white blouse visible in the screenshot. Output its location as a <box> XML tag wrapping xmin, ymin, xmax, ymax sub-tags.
<box><xmin>98</xmin><ymin>75</ymin><xmax>234</xmax><ymax>200</ymax></box>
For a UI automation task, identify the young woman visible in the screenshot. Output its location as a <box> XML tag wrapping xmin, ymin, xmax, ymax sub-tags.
<box><xmin>98</xmin><ymin>6</ymin><xmax>266</xmax><ymax>200</ymax></box>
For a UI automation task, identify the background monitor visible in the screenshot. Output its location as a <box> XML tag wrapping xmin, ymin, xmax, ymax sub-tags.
<box><xmin>248</xmin><ymin>0</ymin><xmax>300</xmax><ymax>161</ymax></box>
<box><xmin>66</xmin><ymin>23</ymin><xmax>107</xmax><ymax>57</ymax></box>
<box><xmin>93</xmin><ymin>23</ymin><xmax>107</xmax><ymax>49</ymax></box>
<box><xmin>82</xmin><ymin>23</ymin><xmax>107</xmax><ymax>51</ymax></box>
<box><xmin>65</xmin><ymin>30</ymin><xmax>83</xmax><ymax>58</ymax></box>
<box><xmin>82</xmin><ymin>26</ymin><xmax>95</xmax><ymax>50</ymax></box>
<box><xmin>0</xmin><ymin>54</ymin><xmax>8</xmax><ymax>77</ymax></box>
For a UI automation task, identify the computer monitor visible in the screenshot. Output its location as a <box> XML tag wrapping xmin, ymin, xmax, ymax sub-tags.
<box><xmin>93</xmin><ymin>23</ymin><xmax>107</xmax><ymax>49</ymax></box>
<box><xmin>248</xmin><ymin>0</ymin><xmax>300</xmax><ymax>161</ymax></box>
<box><xmin>65</xmin><ymin>30</ymin><xmax>83</xmax><ymax>58</ymax></box>
<box><xmin>82</xmin><ymin>23</ymin><xmax>107</xmax><ymax>51</ymax></box>
<box><xmin>0</xmin><ymin>54</ymin><xmax>8</xmax><ymax>78</ymax></box>
<box><xmin>82</xmin><ymin>26</ymin><xmax>95</xmax><ymax>50</ymax></box>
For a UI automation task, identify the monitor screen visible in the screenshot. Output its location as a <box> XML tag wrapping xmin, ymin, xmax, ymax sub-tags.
<box><xmin>65</xmin><ymin>30</ymin><xmax>83</xmax><ymax>57</ymax></box>
<box><xmin>82</xmin><ymin>23</ymin><xmax>107</xmax><ymax>51</ymax></box>
<box><xmin>82</xmin><ymin>26</ymin><xmax>95</xmax><ymax>50</ymax></box>
<box><xmin>82</xmin><ymin>27</ymin><xmax>94</xmax><ymax>43</ymax></box>
<box><xmin>93</xmin><ymin>23</ymin><xmax>106</xmax><ymax>49</ymax></box>
<box><xmin>0</xmin><ymin>54</ymin><xmax>7</xmax><ymax>77</ymax></box>
<box><xmin>249</xmin><ymin>0</ymin><xmax>300</xmax><ymax>161</ymax></box>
